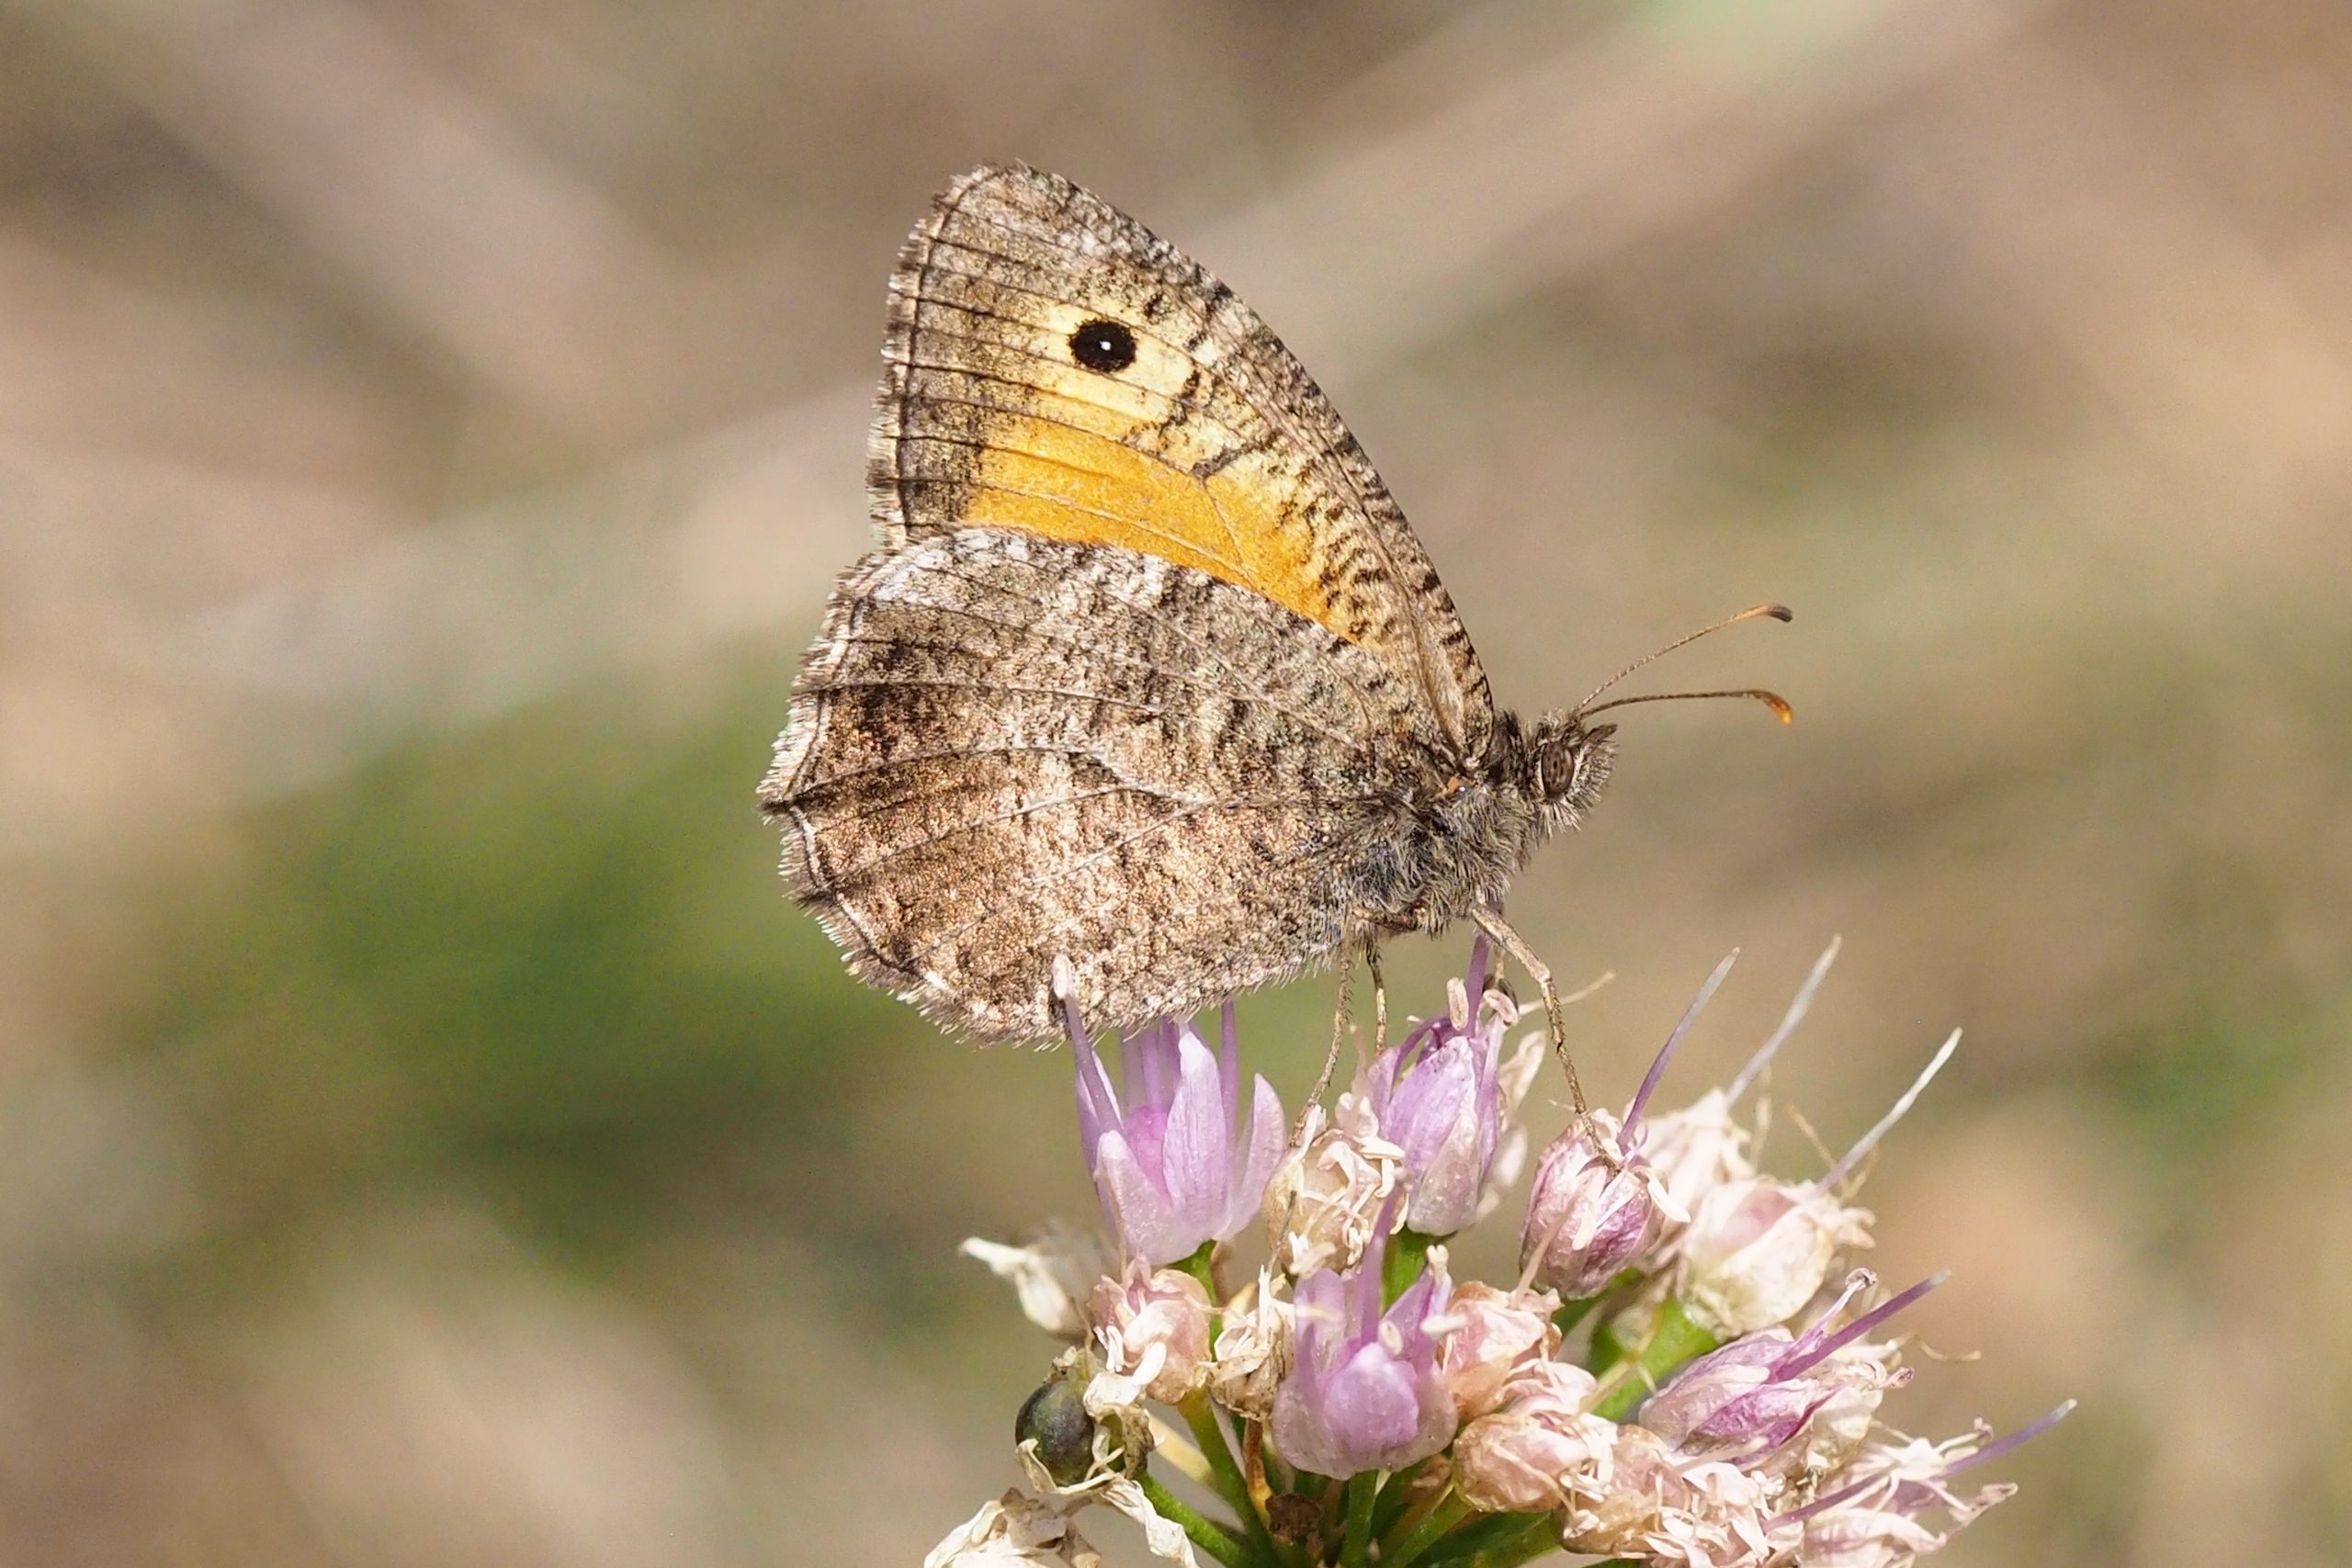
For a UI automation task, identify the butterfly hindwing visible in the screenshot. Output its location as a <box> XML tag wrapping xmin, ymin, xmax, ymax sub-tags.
<box><xmin>763</xmin><ymin>529</ymin><xmax>1437</xmax><ymax>1039</ymax></box>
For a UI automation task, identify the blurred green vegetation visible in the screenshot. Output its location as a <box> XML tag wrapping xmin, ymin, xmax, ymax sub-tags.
<box><xmin>107</xmin><ymin>671</ymin><xmax>903</xmax><ymax>1277</ymax></box>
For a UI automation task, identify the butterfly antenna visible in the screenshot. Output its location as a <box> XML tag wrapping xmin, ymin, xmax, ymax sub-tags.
<box><xmin>1577</xmin><ymin>686</ymin><xmax>1794</xmax><ymax>724</ymax></box>
<box><xmin>1573</xmin><ymin>604</ymin><xmax>1794</xmax><ymax>724</ymax></box>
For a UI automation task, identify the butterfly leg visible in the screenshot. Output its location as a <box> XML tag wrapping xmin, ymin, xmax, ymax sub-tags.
<box><xmin>1303</xmin><ymin>942</ymin><xmax>1385</xmax><ymax>1130</ymax></box>
<box><xmin>1470</xmin><ymin>906</ymin><xmax>1589</xmax><ymax>1118</ymax></box>
<box><xmin>1301</xmin><ymin>957</ymin><xmax>1353</xmax><ymax>1133</ymax></box>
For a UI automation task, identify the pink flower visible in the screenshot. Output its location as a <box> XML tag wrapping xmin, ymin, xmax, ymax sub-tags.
<box><xmin>1780</xmin><ymin>1404</ymin><xmax>2075</xmax><ymax>1568</ymax></box>
<box><xmin>1270</xmin><ymin>1222</ymin><xmax>1457</xmax><ymax>1477</ymax></box>
<box><xmin>1521</xmin><ymin>953</ymin><xmax>1736</xmax><ymax>1297</ymax></box>
<box><xmin>1677</xmin><ymin>1175</ymin><xmax>1874</xmax><ymax>1340</ymax></box>
<box><xmin>1639</xmin><ymin>1271</ymin><xmax>1933</xmax><ymax>1472</ymax></box>
<box><xmin>1071</xmin><ymin>999</ymin><xmax>1284</xmax><ymax>1267</ymax></box>
<box><xmin>1366</xmin><ymin>941</ymin><xmax>1531</xmax><ymax>1235</ymax></box>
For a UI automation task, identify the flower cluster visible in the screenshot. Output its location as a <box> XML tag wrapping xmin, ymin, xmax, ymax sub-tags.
<box><xmin>939</xmin><ymin>941</ymin><xmax>2068</xmax><ymax>1568</ymax></box>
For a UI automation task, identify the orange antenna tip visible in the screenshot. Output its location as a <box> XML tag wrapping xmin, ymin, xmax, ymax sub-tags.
<box><xmin>1575</xmin><ymin>602</ymin><xmax>1797</xmax><ymax>715</ymax></box>
<box><xmin>1581</xmin><ymin>686</ymin><xmax>1794</xmax><ymax>725</ymax></box>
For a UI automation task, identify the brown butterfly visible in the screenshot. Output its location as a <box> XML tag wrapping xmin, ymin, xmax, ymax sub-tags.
<box><xmin>761</xmin><ymin>164</ymin><xmax>1785</xmax><ymax>1098</ymax></box>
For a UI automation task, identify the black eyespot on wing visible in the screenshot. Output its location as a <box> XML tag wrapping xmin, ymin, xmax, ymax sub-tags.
<box><xmin>1069</xmin><ymin>319</ymin><xmax>1137</xmax><ymax>373</ymax></box>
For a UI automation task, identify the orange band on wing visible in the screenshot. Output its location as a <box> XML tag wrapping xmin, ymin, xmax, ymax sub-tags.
<box><xmin>968</xmin><ymin>414</ymin><xmax>1344</xmax><ymax>639</ymax></box>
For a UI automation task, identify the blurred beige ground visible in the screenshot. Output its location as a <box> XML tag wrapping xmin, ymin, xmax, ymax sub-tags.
<box><xmin>2</xmin><ymin>1</ymin><xmax>2347</xmax><ymax>1563</ymax></box>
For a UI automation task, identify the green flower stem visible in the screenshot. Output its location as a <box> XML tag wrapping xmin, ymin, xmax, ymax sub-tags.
<box><xmin>1377</xmin><ymin>1490</ymin><xmax>1474</xmax><ymax>1568</ymax></box>
<box><xmin>1368</xmin><ymin>1456</ymin><xmax>1428</xmax><ymax>1537</ymax></box>
<box><xmin>1473</xmin><ymin>1529</ymin><xmax>1570</xmax><ymax>1568</ymax></box>
<box><xmin>1551</xmin><ymin>1293</ymin><xmax>1602</xmax><ymax>1336</ymax></box>
<box><xmin>1555</xmin><ymin>1269</ymin><xmax>1641</xmax><ymax>1343</ymax></box>
<box><xmin>1592</xmin><ymin>1298</ymin><xmax>1720</xmax><ymax>1421</ymax></box>
<box><xmin>1384</xmin><ymin>1226</ymin><xmax>1437</xmax><ymax>1305</ymax></box>
<box><xmin>1137</xmin><ymin>1471</ymin><xmax>1253</xmax><ymax>1568</ymax></box>
<box><xmin>1587</xmin><ymin>1313</ymin><xmax>1631</xmax><ymax>1375</ymax></box>
<box><xmin>1414</xmin><ymin>1511</ymin><xmax>1550</xmax><ymax>1568</ymax></box>
<box><xmin>1177</xmin><ymin>1241</ymin><xmax>1220</xmax><ymax>1297</ymax></box>
<box><xmin>1179</xmin><ymin>1393</ymin><xmax>1290</xmax><ymax>1568</ymax></box>
<box><xmin>1339</xmin><ymin>1471</ymin><xmax>1379</xmax><ymax>1568</ymax></box>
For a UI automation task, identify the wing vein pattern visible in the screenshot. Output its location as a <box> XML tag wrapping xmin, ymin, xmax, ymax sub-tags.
<box><xmin>763</xmin><ymin>529</ymin><xmax>1431</xmax><ymax>1038</ymax></box>
<box><xmin>766</xmin><ymin>164</ymin><xmax>1507</xmax><ymax>1040</ymax></box>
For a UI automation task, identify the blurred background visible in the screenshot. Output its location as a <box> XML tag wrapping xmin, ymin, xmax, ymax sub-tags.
<box><xmin>3</xmin><ymin>0</ymin><xmax>2347</xmax><ymax>1562</ymax></box>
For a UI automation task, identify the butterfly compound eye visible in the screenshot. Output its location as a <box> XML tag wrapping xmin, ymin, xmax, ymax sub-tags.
<box><xmin>1069</xmin><ymin>319</ymin><xmax>1137</xmax><ymax>373</ymax></box>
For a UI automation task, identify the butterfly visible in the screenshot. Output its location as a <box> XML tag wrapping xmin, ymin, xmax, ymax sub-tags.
<box><xmin>760</xmin><ymin>164</ymin><xmax>1785</xmax><ymax>1090</ymax></box>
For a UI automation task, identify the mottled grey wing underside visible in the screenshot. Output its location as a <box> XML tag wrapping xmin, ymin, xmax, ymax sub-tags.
<box><xmin>761</xmin><ymin>528</ymin><xmax>1425</xmax><ymax>1041</ymax></box>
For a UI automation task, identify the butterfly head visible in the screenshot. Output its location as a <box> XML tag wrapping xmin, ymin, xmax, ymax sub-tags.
<box><xmin>1511</xmin><ymin>603</ymin><xmax>1796</xmax><ymax>838</ymax></box>
<box><xmin>1524</xmin><ymin>713</ymin><xmax>1618</xmax><ymax>829</ymax></box>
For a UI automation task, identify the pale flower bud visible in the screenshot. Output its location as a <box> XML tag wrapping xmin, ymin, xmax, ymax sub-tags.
<box><xmin>1451</xmin><ymin>1360</ymin><xmax>1617</xmax><ymax>1514</ymax></box>
<box><xmin>1680</xmin><ymin>1029</ymin><xmax>1958</xmax><ymax>1337</ymax></box>
<box><xmin>1635</xmin><ymin>1087</ymin><xmax>1758</xmax><ymax>1222</ymax></box>
<box><xmin>1432</xmin><ymin>1280</ymin><xmax>1561</xmax><ymax>1421</ymax></box>
<box><xmin>1520</xmin><ymin>956</ymin><xmax>1738</xmax><ymax>1299</ymax></box>
<box><xmin>1089</xmin><ymin>1259</ymin><xmax>1212</xmax><ymax>1404</ymax></box>
<box><xmin>1519</xmin><ymin>1109</ymin><xmax>1679</xmax><ymax>1299</ymax></box>
<box><xmin>1262</xmin><ymin>1097</ymin><xmax>1402</xmax><ymax>1278</ymax></box>
<box><xmin>1677</xmin><ymin>1175</ymin><xmax>1872</xmax><ymax>1338</ymax></box>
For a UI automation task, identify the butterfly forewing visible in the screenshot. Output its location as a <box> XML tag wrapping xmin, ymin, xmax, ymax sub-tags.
<box><xmin>873</xmin><ymin>163</ymin><xmax>1493</xmax><ymax>755</ymax></box>
<box><xmin>768</xmin><ymin>164</ymin><xmax>1498</xmax><ymax>1039</ymax></box>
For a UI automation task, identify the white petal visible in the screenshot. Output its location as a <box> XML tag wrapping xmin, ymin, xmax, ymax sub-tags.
<box><xmin>1099</xmin><ymin>1476</ymin><xmax>1202</xmax><ymax>1566</ymax></box>
<box><xmin>923</xmin><ymin>1490</ymin><xmax>1080</xmax><ymax>1568</ymax></box>
<box><xmin>958</xmin><ymin>1235</ymin><xmax>1105</xmax><ymax>1340</ymax></box>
